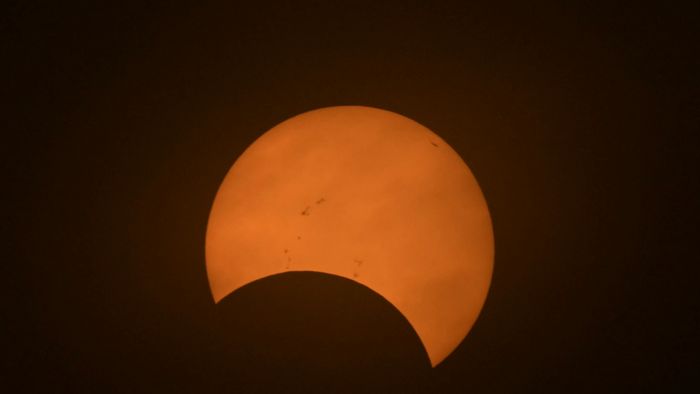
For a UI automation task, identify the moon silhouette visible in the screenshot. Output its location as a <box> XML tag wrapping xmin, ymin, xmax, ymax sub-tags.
<box><xmin>205</xmin><ymin>106</ymin><xmax>494</xmax><ymax>366</ymax></box>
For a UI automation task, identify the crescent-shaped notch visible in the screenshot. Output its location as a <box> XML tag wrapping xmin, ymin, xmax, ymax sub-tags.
<box><xmin>205</xmin><ymin>106</ymin><xmax>494</xmax><ymax>366</ymax></box>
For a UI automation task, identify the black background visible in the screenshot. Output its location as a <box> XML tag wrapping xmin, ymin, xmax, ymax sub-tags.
<box><xmin>5</xmin><ymin>1</ymin><xmax>698</xmax><ymax>392</ymax></box>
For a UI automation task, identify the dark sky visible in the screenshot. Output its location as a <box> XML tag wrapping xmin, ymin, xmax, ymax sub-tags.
<box><xmin>5</xmin><ymin>1</ymin><xmax>698</xmax><ymax>392</ymax></box>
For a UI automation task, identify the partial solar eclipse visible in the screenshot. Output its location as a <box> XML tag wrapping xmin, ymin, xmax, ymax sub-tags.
<box><xmin>206</xmin><ymin>106</ymin><xmax>494</xmax><ymax>366</ymax></box>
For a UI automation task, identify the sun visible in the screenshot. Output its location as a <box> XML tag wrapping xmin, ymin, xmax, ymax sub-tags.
<box><xmin>206</xmin><ymin>106</ymin><xmax>493</xmax><ymax>366</ymax></box>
